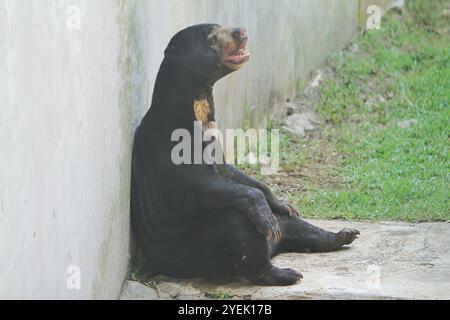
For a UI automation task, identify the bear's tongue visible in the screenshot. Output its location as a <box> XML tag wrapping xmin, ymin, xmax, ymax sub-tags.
<box><xmin>229</xmin><ymin>51</ymin><xmax>250</xmax><ymax>64</ymax></box>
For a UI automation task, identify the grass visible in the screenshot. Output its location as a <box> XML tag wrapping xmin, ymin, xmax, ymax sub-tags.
<box><xmin>249</xmin><ymin>0</ymin><xmax>450</xmax><ymax>222</ymax></box>
<box><xmin>204</xmin><ymin>292</ymin><xmax>233</xmax><ymax>300</ymax></box>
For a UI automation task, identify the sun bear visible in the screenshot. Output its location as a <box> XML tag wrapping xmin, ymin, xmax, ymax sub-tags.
<box><xmin>130</xmin><ymin>24</ymin><xmax>359</xmax><ymax>286</ymax></box>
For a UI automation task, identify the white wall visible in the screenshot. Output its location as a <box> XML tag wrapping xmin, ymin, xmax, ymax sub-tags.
<box><xmin>0</xmin><ymin>0</ymin><xmax>130</xmax><ymax>299</ymax></box>
<box><xmin>0</xmin><ymin>0</ymin><xmax>389</xmax><ymax>299</ymax></box>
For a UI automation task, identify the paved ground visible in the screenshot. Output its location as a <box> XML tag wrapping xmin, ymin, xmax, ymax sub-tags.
<box><xmin>120</xmin><ymin>220</ymin><xmax>450</xmax><ymax>300</ymax></box>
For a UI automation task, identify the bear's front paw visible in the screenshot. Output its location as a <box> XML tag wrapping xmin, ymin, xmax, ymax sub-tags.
<box><xmin>269</xmin><ymin>198</ymin><xmax>300</xmax><ymax>217</ymax></box>
<box><xmin>249</xmin><ymin>205</ymin><xmax>281</xmax><ymax>243</ymax></box>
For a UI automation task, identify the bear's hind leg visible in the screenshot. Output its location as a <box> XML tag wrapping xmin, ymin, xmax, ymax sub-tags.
<box><xmin>272</xmin><ymin>215</ymin><xmax>360</xmax><ymax>255</ymax></box>
<box><xmin>182</xmin><ymin>212</ymin><xmax>302</xmax><ymax>286</ymax></box>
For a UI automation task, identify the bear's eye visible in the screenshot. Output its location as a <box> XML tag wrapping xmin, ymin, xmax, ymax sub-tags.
<box><xmin>208</xmin><ymin>34</ymin><xmax>218</xmax><ymax>45</ymax></box>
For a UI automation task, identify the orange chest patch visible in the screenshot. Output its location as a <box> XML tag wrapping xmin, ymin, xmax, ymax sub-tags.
<box><xmin>193</xmin><ymin>99</ymin><xmax>211</xmax><ymax>124</ymax></box>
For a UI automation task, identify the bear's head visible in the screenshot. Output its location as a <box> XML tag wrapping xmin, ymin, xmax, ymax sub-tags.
<box><xmin>164</xmin><ymin>24</ymin><xmax>250</xmax><ymax>82</ymax></box>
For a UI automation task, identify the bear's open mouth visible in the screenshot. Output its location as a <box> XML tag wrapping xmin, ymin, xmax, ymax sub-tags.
<box><xmin>226</xmin><ymin>39</ymin><xmax>250</xmax><ymax>65</ymax></box>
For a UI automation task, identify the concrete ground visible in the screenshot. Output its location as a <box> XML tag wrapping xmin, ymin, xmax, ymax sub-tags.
<box><xmin>120</xmin><ymin>220</ymin><xmax>450</xmax><ymax>300</ymax></box>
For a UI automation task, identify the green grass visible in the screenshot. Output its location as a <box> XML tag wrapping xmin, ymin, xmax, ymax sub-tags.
<box><xmin>204</xmin><ymin>292</ymin><xmax>233</xmax><ymax>300</ymax></box>
<box><xmin>269</xmin><ymin>1</ymin><xmax>450</xmax><ymax>222</ymax></box>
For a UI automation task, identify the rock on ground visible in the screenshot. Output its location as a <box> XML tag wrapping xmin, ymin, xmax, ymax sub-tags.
<box><xmin>120</xmin><ymin>220</ymin><xmax>450</xmax><ymax>300</ymax></box>
<box><xmin>120</xmin><ymin>280</ymin><xmax>173</xmax><ymax>300</ymax></box>
<box><xmin>283</xmin><ymin>113</ymin><xmax>318</xmax><ymax>138</ymax></box>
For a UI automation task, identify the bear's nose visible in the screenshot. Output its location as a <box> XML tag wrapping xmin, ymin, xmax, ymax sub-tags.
<box><xmin>232</xmin><ymin>28</ymin><xmax>247</xmax><ymax>41</ymax></box>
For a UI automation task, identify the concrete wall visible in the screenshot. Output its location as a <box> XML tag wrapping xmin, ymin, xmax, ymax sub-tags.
<box><xmin>0</xmin><ymin>0</ymin><xmax>130</xmax><ymax>299</ymax></box>
<box><xmin>0</xmin><ymin>0</ymin><xmax>390</xmax><ymax>299</ymax></box>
